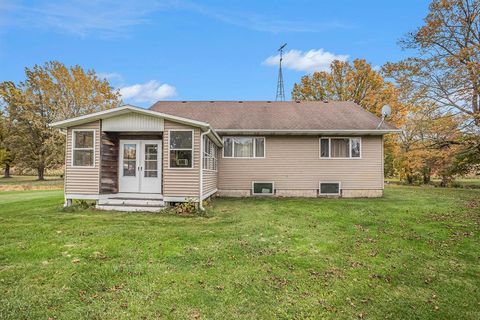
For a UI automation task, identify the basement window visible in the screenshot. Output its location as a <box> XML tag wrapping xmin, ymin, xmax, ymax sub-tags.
<box><xmin>252</xmin><ymin>181</ymin><xmax>274</xmax><ymax>196</ymax></box>
<box><xmin>72</xmin><ymin>130</ymin><xmax>95</xmax><ymax>167</ymax></box>
<box><xmin>319</xmin><ymin>182</ymin><xmax>341</xmax><ymax>196</ymax></box>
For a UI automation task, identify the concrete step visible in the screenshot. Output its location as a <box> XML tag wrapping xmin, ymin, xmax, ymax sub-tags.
<box><xmin>96</xmin><ymin>204</ymin><xmax>164</xmax><ymax>213</ymax></box>
<box><xmin>98</xmin><ymin>198</ymin><xmax>165</xmax><ymax>206</ymax></box>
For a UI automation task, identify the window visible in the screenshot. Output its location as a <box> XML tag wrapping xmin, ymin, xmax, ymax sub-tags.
<box><xmin>203</xmin><ymin>136</ymin><xmax>218</xmax><ymax>171</ymax></box>
<box><xmin>319</xmin><ymin>137</ymin><xmax>362</xmax><ymax>159</ymax></box>
<box><xmin>252</xmin><ymin>181</ymin><xmax>274</xmax><ymax>195</ymax></box>
<box><xmin>72</xmin><ymin>130</ymin><xmax>94</xmax><ymax>166</ymax></box>
<box><xmin>223</xmin><ymin>137</ymin><xmax>265</xmax><ymax>158</ymax></box>
<box><xmin>319</xmin><ymin>182</ymin><xmax>341</xmax><ymax>195</ymax></box>
<box><xmin>169</xmin><ymin>130</ymin><xmax>193</xmax><ymax>168</ymax></box>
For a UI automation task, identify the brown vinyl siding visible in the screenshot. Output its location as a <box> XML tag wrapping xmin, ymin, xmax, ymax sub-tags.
<box><xmin>65</xmin><ymin>121</ymin><xmax>101</xmax><ymax>195</ymax></box>
<box><xmin>163</xmin><ymin>120</ymin><xmax>200</xmax><ymax>198</ymax></box>
<box><xmin>218</xmin><ymin>136</ymin><xmax>383</xmax><ymax>192</ymax></box>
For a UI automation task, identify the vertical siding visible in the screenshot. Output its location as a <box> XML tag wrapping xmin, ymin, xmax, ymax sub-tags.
<box><xmin>65</xmin><ymin>121</ymin><xmax>101</xmax><ymax>195</ymax></box>
<box><xmin>218</xmin><ymin>136</ymin><xmax>383</xmax><ymax>192</ymax></box>
<box><xmin>163</xmin><ymin>120</ymin><xmax>200</xmax><ymax>198</ymax></box>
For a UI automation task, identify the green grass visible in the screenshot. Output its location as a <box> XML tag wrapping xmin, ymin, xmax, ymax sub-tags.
<box><xmin>0</xmin><ymin>187</ymin><xmax>479</xmax><ymax>319</ymax></box>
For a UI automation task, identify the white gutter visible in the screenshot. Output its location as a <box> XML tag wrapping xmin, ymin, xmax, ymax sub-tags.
<box><xmin>215</xmin><ymin>129</ymin><xmax>402</xmax><ymax>135</ymax></box>
<box><xmin>199</xmin><ymin>129</ymin><xmax>211</xmax><ymax>211</ymax></box>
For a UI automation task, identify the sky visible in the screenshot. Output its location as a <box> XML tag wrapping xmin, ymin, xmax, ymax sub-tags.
<box><xmin>0</xmin><ymin>0</ymin><xmax>431</xmax><ymax>108</ymax></box>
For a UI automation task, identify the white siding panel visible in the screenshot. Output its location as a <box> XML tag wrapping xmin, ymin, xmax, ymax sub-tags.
<box><xmin>102</xmin><ymin>113</ymin><xmax>164</xmax><ymax>132</ymax></box>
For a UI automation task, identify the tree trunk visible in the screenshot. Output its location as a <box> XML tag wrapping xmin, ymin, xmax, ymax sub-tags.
<box><xmin>440</xmin><ymin>176</ymin><xmax>449</xmax><ymax>187</ymax></box>
<box><xmin>3</xmin><ymin>163</ymin><xmax>11</xmax><ymax>178</ymax></box>
<box><xmin>423</xmin><ymin>173</ymin><xmax>430</xmax><ymax>184</ymax></box>
<box><xmin>407</xmin><ymin>175</ymin><xmax>413</xmax><ymax>184</ymax></box>
<box><xmin>422</xmin><ymin>167</ymin><xmax>431</xmax><ymax>184</ymax></box>
<box><xmin>37</xmin><ymin>167</ymin><xmax>45</xmax><ymax>181</ymax></box>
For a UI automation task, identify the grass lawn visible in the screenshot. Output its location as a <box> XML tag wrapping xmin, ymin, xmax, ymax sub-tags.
<box><xmin>0</xmin><ymin>187</ymin><xmax>479</xmax><ymax>319</ymax></box>
<box><xmin>0</xmin><ymin>175</ymin><xmax>63</xmax><ymax>191</ymax></box>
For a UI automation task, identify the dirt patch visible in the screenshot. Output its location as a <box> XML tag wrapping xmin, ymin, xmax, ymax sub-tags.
<box><xmin>0</xmin><ymin>184</ymin><xmax>63</xmax><ymax>191</ymax></box>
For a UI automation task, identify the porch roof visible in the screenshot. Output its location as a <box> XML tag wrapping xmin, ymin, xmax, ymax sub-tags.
<box><xmin>50</xmin><ymin>105</ymin><xmax>223</xmax><ymax>146</ymax></box>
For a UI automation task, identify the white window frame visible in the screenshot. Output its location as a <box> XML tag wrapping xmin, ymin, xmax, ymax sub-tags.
<box><xmin>71</xmin><ymin>129</ymin><xmax>95</xmax><ymax>168</ymax></box>
<box><xmin>203</xmin><ymin>136</ymin><xmax>218</xmax><ymax>172</ymax></box>
<box><xmin>222</xmin><ymin>136</ymin><xmax>266</xmax><ymax>159</ymax></box>
<box><xmin>168</xmin><ymin>129</ymin><xmax>194</xmax><ymax>169</ymax></box>
<box><xmin>319</xmin><ymin>137</ymin><xmax>362</xmax><ymax>159</ymax></box>
<box><xmin>252</xmin><ymin>181</ymin><xmax>275</xmax><ymax>196</ymax></box>
<box><xmin>319</xmin><ymin>181</ymin><xmax>341</xmax><ymax>196</ymax></box>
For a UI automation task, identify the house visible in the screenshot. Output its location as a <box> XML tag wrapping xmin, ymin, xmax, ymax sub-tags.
<box><xmin>50</xmin><ymin>101</ymin><xmax>400</xmax><ymax>211</ymax></box>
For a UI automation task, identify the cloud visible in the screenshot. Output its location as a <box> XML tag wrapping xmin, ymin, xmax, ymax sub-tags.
<box><xmin>0</xmin><ymin>0</ymin><xmax>164</xmax><ymax>38</ymax></box>
<box><xmin>1</xmin><ymin>0</ymin><xmax>349</xmax><ymax>37</ymax></box>
<box><xmin>263</xmin><ymin>49</ymin><xmax>349</xmax><ymax>72</ymax></box>
<box><xmin>176</xmin><ymin>1</ymin><xmax>349</xmax><ymax>33</ymax></box>
<box><xmin>97</xmin><ymin>72</ymin><xmax>124</xmax><ymax>82</ymax></box>
<box><xmin>119</xmin><ymin>80</ymin><xmax>176</xmax><ymax>103</ymax></box>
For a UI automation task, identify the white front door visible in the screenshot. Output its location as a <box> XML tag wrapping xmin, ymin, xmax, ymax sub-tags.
<box><xmin>119</xmin><ymin>140</ymin><xmax>162</xmax><ymax>193</ymax></box>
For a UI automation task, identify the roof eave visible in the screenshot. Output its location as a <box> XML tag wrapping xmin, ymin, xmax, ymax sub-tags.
<box><xmin>49</xmin><ymin>105</ymin><xmax>211</xmax><ymax>129</ymax></box>
<box><xmin>214</xmin><ymin>129</ymin><xmax>402</xmax><ymax>135</ymax></box>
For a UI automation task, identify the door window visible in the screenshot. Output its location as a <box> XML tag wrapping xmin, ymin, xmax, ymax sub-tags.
<box><xmin>123</xmin><ymin>144</ymin><xmax>137</xmax><ymax>176</ymax></box>
<box><xmin>144</xmin><ymin>144</ymin><xmax>158</xmax><ymax>178</ymax></box>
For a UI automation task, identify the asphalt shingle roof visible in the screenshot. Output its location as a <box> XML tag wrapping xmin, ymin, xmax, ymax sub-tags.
<box><xmin>149</xmin><ymin>100</ymin><xmax>396</xmax><ymax>131</ymax></box>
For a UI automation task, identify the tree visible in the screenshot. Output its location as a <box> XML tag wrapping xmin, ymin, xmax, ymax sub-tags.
<box><xmin>0</xmin><ymin>110</ymin><xmax>14</xmax><ymax>178</ymax></box>
<box><xmin>0</xmin><ymin>61</ymin><xmax>121</xmax><ymax>180</ymax></box>
<box><xmin>383</xmin><ymin>0</ymin><xmax>480</xmax><ymax>128</ymax></box>
<box><xmin>292</xmin><ymin>59</ymin><xmax>408</xmax><ymax>126</ymax></box>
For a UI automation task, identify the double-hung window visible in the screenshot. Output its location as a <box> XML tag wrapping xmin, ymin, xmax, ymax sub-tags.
<box><xmin>72</xmin><ymin>130</ymin><xmax>95</xmax><ymax>166</ymax></box>
<box><xmin>203</xmin><ymin>136</ymin><xmax>217</xmax><ymax>171</ymax></box>
<box><xmin>223</xmin><ymin>137</ymin><xmax>265</xmax><ymax>158</ymax></box>
<box><xmin>169</xmin><ymin>130</ymin><xmax>193</xmax><ymax>168</ymax></box>
<box><xmin>320</xmin><ymin>137</ymin><xmax>361</xmax><ymax>159</ymax></box>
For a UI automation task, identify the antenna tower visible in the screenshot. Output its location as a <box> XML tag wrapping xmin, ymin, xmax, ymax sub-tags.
<box><xmin>275</xmin><ymin>43</ymin><xmax>287</xmax><ymax>101</ymax></box>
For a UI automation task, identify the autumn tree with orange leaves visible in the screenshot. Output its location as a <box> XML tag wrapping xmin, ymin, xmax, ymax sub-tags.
<box><xmin>384</xmin><ymin>0</ymin><xmax>480</xmax><ymax>181</ymax></box>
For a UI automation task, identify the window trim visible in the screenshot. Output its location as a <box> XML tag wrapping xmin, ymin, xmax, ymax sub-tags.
<box><xmin>319</xmin><ymin>137</ymin><xmax>362</xmax><ymax>159</ymax></box>
<box><xmin>71</xmin><ymin>129</ymin><xmax>96</xmax><ymax>168</ymax></box>
<box><xmin>168</xmin><ymin>129</ymin><xmax>194</xmax><ymax>169</ymax></box>
<box><xmin>222</xmin><ymin>136</ymin><xmax>266</xmax><ymax>159</ymax></box>
<box><xmin>251</xmin><ymin>181</ymin><xmax>275</xmax><ymax>196</ymax></box>
<box><xmin>319</xmin><ymin>181</ymin><xmax>341</xmax><ymax>196</ymax></box>
<box><xmin>202</xmin><ymin>135</ymin><xmax>218</xmax><ymax>172</ymax></box>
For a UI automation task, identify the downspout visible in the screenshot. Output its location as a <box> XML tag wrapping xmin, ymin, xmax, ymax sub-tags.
<box><xmin>199</xmin><ymin>128</ymin><xmax>211</xmax><ymax>211</ymax></box>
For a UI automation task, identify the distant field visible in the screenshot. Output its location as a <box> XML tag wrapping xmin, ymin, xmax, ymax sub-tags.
<box><xmin>386</xmin><ymin>177</ymin><xmax>480</xmax><ymax>188</ymax></box>
<box><xmin>0</xmin><ymin>175</ymin><xmax>63</xmax><ymax>191</ymax></box>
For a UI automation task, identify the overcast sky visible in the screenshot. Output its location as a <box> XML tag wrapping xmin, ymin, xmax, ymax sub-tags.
<box><xmin>0</xmin><ymin>0</ymin><xmax>430</xmax><ymax>107</ymax></box>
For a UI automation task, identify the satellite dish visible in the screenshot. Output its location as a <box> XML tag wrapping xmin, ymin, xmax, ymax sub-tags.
<box><xmin>381</xmin><ymin>105</ymin><xmax>391</xmax><ymax>117</ymax></box>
